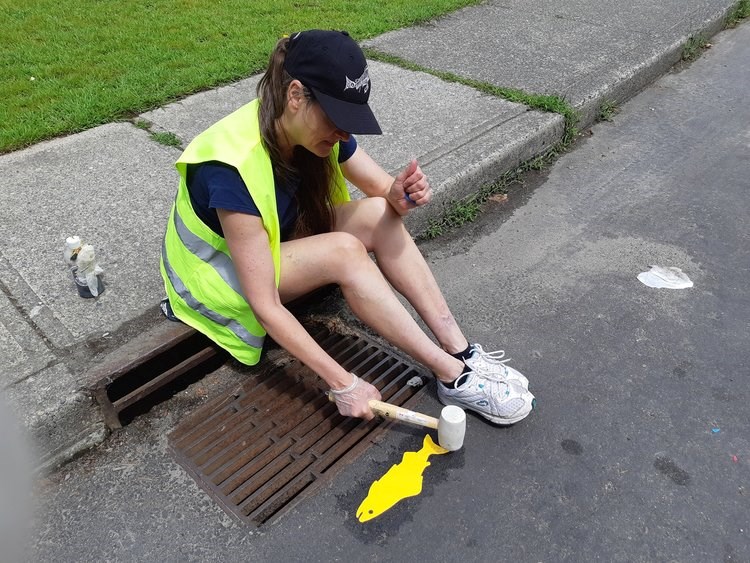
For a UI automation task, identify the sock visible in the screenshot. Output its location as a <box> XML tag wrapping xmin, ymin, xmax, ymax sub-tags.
<box><xmin>438</xmin><ymin>363</ymin><xmax>471</xmax><ymax>388</ymax></box>
<box><xmin>450</xmin><ymin>343</ymin><xmax>473</xmax><ymax>362</ymax></box>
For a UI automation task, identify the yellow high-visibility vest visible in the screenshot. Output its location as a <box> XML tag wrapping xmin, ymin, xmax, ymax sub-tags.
<box><xmin>160</xmin><ymin>99</ymin><xmax>350</xmax><ymax>364</ymax></box>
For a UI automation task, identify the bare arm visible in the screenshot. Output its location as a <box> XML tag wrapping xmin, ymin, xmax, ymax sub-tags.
<box><xmin>218</xmin><ymin>209</ymin><xmax>354</xmax><ymax>392</ymax></box>
<box><xmin>341</xmin><ymin>146</ymin><xmax>432</xmax><ymax>215</ymax></box>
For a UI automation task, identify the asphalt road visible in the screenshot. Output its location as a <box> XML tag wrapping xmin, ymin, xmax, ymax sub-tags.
<box><xmin>28</xmin><ymin>23</ymin><xmax>749</xmax><ymax>563</ymax></box>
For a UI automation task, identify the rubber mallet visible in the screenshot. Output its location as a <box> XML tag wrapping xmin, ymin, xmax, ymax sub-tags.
<box><xmin>331</xmin><ymin>395</ymin><xmax>466</xmax><ymax>451</ymax></box>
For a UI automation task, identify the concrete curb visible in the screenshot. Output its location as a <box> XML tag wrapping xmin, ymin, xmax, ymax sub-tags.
<box><xmin>406</xmin><ymin>111</ymin><xmax>565</xmax><ymax>234</ymax></box>
<box><xmin>3</xmin><ymin>363</ymin><xmax>109</xmax><ymax>474</ymax></box>
<box><xmin>573</xmin><ymin>4</ymin><xmax>737</xmax><ymax>127</ymax></box>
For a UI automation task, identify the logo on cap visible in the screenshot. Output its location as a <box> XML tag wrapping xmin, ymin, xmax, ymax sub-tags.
<box><xmin>344</xmin><ymin>67</ymin><xmax>370</xmax><ymax>94</ymax></box>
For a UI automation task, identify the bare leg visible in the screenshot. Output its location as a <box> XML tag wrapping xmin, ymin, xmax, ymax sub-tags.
<box><xmin>334</xmin><ymin>198</ymin><xmax>469</xmax><ymax>354</ymax></box>
<box><xmin>277</xmin><ymin>230</ymin><xmax>463</xmax><ymax>382</ymax></box>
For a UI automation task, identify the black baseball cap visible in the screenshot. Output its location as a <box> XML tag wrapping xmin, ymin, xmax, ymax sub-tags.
<box><xmin>284</xmin><ymin>30</ymin><xmax>382</xmax><ymax>135</ymax></box>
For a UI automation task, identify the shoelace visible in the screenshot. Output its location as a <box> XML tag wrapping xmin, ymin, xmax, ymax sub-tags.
<box><xmin>472</xmin><ymin>344</ymin><xmax>511</xmax><ymax>365</ymax></box>
<box><xmin>468</xmin><ymin>344</ymin><xmax>512</xmax><ymax>382</ymax></box>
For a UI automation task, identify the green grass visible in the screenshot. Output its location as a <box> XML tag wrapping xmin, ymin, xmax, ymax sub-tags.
<box><xmin>726</xmin><ymin>0</ymin><xmax>750</xmax><ymax>27</ymax></box>
<box><xmin>0</xmin><ymin>0</ymin><xmax>481</xmax><ymax>153</ymax></box>
<box><xmin>150</xmin><ymin>131</ymin><xmax>182</xmax><ymax>148</ymax></box>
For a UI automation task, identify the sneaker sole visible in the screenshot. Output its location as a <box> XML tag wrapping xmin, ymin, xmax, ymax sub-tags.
<box><xmin>438</xmin><ymin>396</ymin><xmax>536</xmax><ymax>426</ymax></box>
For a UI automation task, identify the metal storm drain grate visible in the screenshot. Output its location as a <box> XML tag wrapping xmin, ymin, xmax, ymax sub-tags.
<box><xmin>167</xmin><ymin>323</ymin><xmax>430</xmax><ymax>527</ymax></box>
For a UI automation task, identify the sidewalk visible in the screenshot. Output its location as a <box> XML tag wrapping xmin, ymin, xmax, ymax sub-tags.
<box><xmin>0</xmin><ymin>0</ymin><xmax>740</xmax><ymax>472</ymax></box>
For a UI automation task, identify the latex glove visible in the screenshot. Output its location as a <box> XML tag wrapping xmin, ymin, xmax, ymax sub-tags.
<box><xmin>329</xmin><ymin>373</ymin><xmax>381</xmax><ymax>420</ymax></box>
<box><xmin>388</xmin><ymin>159</ymin><xmax>432</xmax><ymax>215</ymax></box>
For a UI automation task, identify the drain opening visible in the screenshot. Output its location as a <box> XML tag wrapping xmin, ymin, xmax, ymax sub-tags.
<box><xmin>116</xmin><ymin>350</ymin><xmax>226</xmax><ymax>426</ymax></box>
<box><xmin>104</xmin><ymin>331</ymin><xmax>210</xmax><ymax>401</ymax></box>
<box><xmin>168</xmin><ymin>324</ymin><xmax>429</xmax><ymax>527</ymax></box>
<box><xmin>87</xmin><ymin>321</ymin><xmax>227</xmax><ymax>429</ymax></box>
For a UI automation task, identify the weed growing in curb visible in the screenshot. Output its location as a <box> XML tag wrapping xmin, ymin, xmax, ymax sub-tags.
<box><xmin>682</xmin><ymin>34</ymin><xmax>709</xmax><ymax>61</ymax></box>
<box><xmin>525</xmin><ymin>154</ymin><xmax>547</xmax><ymax>171</ymax></box>
<box><xmin>150</xmin><ymin>131</ymin><xmax>182</xmax><ymax>148</ymax></box>
<box><xmin>424</xmin><ymin>197</ymin><xmax>483</xmax><ymax>238</ymax></box>
<box><xmin>597</xmin><ymin>100</ymin><xmax>619</xmax><ymax>122</ymax></box>
<box><xmin>134</xmin><ymin>119</ymin><xmax>151</xmax><ymax>130</ymax></box>
<box><xmin>726</xmin><ymin>0</ymin><xmax>750</xmax><ymax>27</ymax></box>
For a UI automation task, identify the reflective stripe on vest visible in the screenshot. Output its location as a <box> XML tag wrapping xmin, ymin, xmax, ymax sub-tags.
<box><xmin>161</xmin><ymin>238</ymin><xmax>264</xmax><ymax>350</ymax></box>
<box><xmin>172</xmin><ymin>205</ymin><xmax>244</xmax><ymax>297</ymax></box>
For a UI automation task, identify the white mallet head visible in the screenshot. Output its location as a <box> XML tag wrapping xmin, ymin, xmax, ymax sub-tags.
<box><xmin>437</xmin><ymin>405</ymin><xmax>466</xmax><ymax>451</ymax></box>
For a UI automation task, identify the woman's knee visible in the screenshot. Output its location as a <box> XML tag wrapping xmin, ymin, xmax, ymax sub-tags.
<box><xmin>278</xmin><ymin>232</ymin><xmax>371</xmax><ymax>299</ymax></box>
<box><xmin>328</xmin><ymin>231</ymin><xmax>370</xmax><ymax>271</ymax></box>
<box><xmin>337</xmin><ymin>197</ymin><xmax>405</xmax><ymax>250</ymax></box>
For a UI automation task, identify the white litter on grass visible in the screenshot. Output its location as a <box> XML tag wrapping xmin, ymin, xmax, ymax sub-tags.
<box><xmin>638</xmin><ymin>265</ymin><xmax>693</xmax><ymax>289</ymax></box>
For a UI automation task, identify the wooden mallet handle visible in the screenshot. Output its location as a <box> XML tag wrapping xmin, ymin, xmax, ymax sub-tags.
<box><xmin>367</xmin><ymin>399</ymin><xmax>439</xmax><ymax>429</ymax></box>
<box><xmin>328</xmin><ymin>393</ymin><xmax>438</xmax><ymax>429</ymax></box>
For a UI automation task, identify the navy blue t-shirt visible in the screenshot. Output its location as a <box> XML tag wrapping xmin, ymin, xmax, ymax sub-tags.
<box><xmin>186</xmin><ymin>136</ymin><xmax>358</xmax><ymax>240</ymax></box>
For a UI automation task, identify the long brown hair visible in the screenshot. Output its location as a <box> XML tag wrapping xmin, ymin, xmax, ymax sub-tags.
<box><xmin>256</xmin><ymin>37</ymin><xmax>336</xmax><ymax>238</ymax></box>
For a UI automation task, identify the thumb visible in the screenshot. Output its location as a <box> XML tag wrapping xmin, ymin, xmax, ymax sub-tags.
<box><xmin>396</xmin><ymin>158</ymin><xmax>418</xmax><ymax>183</ymax></box>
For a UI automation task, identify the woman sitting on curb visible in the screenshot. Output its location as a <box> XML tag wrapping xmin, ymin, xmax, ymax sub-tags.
<box><xmin>160</xmin><ymin>29</ymin><xmax>535</xmax><ymax>424</ymax></box>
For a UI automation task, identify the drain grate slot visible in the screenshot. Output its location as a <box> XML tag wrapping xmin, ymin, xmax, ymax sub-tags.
<box><xmin>87</xmin><ymin>322</ymin><xmax>227</xmax><ymax>429</ymax></box>
<box><xmin>168</xmin><ymin>324</ymin><xmax>430</xmax><ymax>527</ymax></box>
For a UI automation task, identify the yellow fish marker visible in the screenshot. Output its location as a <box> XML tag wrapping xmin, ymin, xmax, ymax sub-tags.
<box><xmin>356</xmin><ymin>434</ymin><xmax>448</xmax><ymax>522</ymax></box>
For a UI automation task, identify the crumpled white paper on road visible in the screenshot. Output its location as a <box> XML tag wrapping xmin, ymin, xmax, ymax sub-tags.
<box><xmin>638</xmin><ymin>265</ymin><xmax>694</xmax><ymax>289</ymax></box>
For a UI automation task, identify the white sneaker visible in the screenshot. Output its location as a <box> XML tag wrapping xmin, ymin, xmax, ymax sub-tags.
<box><xmin>437</xmin><ymin>368</ymin><xmax>536</xmax><ymax>425</ymax></box>
<box><xmin>464</xmin><ymin>343</ymin><xmax>530</xmax><ymax>389</ymax></box>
